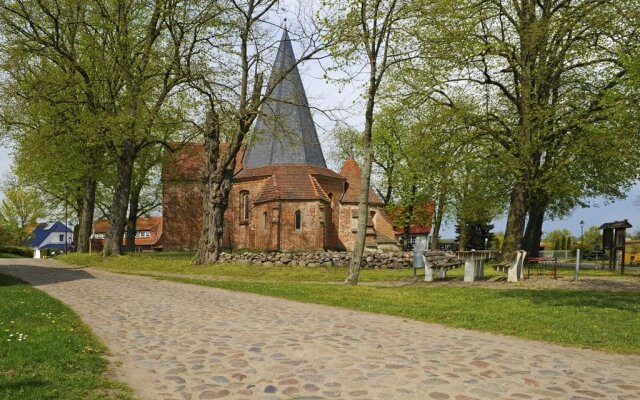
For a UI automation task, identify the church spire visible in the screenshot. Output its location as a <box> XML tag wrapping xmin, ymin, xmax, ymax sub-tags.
<box><xmin>242</xmin><ymin>29</ymin><xmax>327</xmax><ymax>169</ymax></box>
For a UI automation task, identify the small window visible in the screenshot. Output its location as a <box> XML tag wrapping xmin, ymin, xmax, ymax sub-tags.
<box><xmin>263</xmin><ymin>211</ymin><xmax>269</xmax><ymax>229</ymax></box>
<box><xmin>59</xmin><ymin>234</ymin><xmax>64</xmax><ymax>242</ymax></box>
<box><xmin>295</xmin><ymin>210</ymin><xmax>302</xmax><ymax>230</ymax></box>
<box><xmin>240</xmin><ymin>191</ymin><xmax>250</xmax><ymax>222</ymax></box>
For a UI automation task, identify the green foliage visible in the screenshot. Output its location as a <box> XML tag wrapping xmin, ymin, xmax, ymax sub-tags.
<box><xmin>544</xmin><ymin>229</ymin><xmax>574</xmax><ymax>250</ymax></box>
<box><xmin>582</xmin><ymin>226</ymin><xmax>603</xmax><ymax>252</ymax></box>
<box><xmin>0</xmin><ymin>274</ymin><xmax>134</xmax><ymax>399</ymax></box>
<box><xmin>0</xmin><ymin>183</ymin><xmax>45</xmax><ymax>245</ymax></box>
<box><xmin>0</xmin><ymin>246</ymin><xmax>33</xmax><ymax>258</ymax></box>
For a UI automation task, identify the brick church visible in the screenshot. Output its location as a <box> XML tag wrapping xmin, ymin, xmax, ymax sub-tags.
<box><xmin>160</xmin><ymin>30</ymin><xmax>398</xmax><ymax>252</ymax></box>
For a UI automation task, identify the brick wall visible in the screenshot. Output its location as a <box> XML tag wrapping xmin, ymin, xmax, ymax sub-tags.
<box><xmin>162</xmin><ymin>182</ymin><xmax>203</xmax><ymax>249</ymax></box>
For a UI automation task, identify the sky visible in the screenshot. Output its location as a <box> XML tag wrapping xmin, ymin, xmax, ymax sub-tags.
<box><xmin>1</xmin><ymin>26</ymin><xmax>638</xmax><ymax>239</ymax></box>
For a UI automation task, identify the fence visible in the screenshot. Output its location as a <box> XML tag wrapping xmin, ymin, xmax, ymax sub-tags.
<box><xmin>539</xmin><ymin>250</ymin><xmax>575</xmax><ymax>260</ymax></box>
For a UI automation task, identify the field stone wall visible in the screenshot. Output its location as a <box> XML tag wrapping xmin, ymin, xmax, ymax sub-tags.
<box><xmin>218</xmin><ymin>250</ymin><xmax>414</xmax><ymax>269</ymax></box>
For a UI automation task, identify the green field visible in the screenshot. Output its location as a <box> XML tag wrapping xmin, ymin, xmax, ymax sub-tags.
<box><xmin>0</xmin><ymin>273</ymin><xmax>134</xmax><ymax>400</ymax></box>
<box><xmin>58</xmin><ymin>252</ymin><xmax>640</xmax><ymax>354</ymax></box>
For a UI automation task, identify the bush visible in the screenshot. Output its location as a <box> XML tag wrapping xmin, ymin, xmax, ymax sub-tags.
<box><xmin>0</xmin><ymin>245</ymin><xmax>34</xmax><ymax>258</ymax></box>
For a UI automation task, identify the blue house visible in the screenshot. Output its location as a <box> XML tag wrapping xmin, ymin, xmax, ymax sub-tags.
<box><xmin>26</xmin><ymin>221</ymin><xmax>73</xmax><ymax>258</ymax></box>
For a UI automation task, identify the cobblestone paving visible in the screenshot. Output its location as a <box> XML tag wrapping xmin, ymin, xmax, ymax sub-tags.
<box><xmin>2</xmin><ymin>259</ymin><xmax>640</xmax><ymax>400</ymax></box>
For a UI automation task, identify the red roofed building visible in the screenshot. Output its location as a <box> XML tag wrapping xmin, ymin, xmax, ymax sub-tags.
<box><xmin>91</xmin><ymin>217</ymin><xmax>163</xmax><ymax>252</ymax></box>
<box><xmin>160</xmin><ymin>30</ymin><xmax>398</xmax><ymax>253</ymax></box>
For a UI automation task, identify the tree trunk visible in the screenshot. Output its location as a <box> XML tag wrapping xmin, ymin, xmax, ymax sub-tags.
<box><xmin>402</xmin><ymin>185</ymin><xmax>417</xmax><ymax>251</ymax></box>
<box><xmin>345</xmin><ymin>85</ymin><xmax>376</xmax><ymax>285</ymax></box>
<box><xmin>195</xmin><ymin>109</ymin><xmax>234</xmax><ymax>265</ymax></box>
<box><xmin>430</xmin><ymin>188</ymin><xmax>446</xmax><ymax>251</ymax></box>
<box><xmin>501</xmin><ymin>181</ymin><xmax>528</xmax><ymax>255</ymax></box>
<box><xmin>103</xmin><ymin>140</ymin><xmax>137</xmax><ymax>256</ymax></box>
<box><xmin>195</xmin><ymin>170</ymin><xmax>233</xmax><ymax>264</ymax></box>
<box><xmin>458</xmin><ymin>220</ymin><xmax>467</xmax><ymax>251</ymax></box>
<box><xmin>77</xmin><ymin>174</ymin><xmax>97</xmax><ymax>253</ymax></box>
<box><xmin>522</xmin><ymin>196</ymin><xmax>547</xmax><ymax>258</ymax></box>
<box><xmin>125</xmin><ymin>183</ymin><xmax>141</xmax><ymax>253</ymax></box>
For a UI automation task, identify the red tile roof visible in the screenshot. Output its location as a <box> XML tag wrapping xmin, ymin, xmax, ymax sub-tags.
<box><xmin>251</xmin><ymin>165</ymin><xmax>340</xmax><ymax>203</ymax></box>
<box><xmin>235</xmin><ymin>164</ymin><xmax>344</xmax><ymax>180</ymax></box>
<box><xmin>339</xmin><ymin>159</ymin><xmax>384</xmax><ymax>205</ymax></box>
<box><xmin>93</xmin><ymin>217</ymin><xmax>163</xmax><ymax>246</ymax></box>
<box><xmin>394</xmin><ymin>225</ymin><xmax>432</xmax><ymax>235</ymax></box>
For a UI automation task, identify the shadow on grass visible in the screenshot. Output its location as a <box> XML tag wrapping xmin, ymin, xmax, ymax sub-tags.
<box><xmin>0</xmin><ymin>377</ymin><xmax>47</xmax><ymax>392</ymax></box>
<box><xmin>497</xmin><ymin>288</ymin><xmax>640</xmax><ymax>312</ymax></box>
<box><xmin>0</xmin><ymin>264</ymin><xmax>95</xmax><ymax>287</ymax></box>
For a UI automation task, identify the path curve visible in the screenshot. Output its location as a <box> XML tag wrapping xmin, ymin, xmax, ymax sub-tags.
<box><xmin>2</xmin><ymin>259</ymin><xmax>640</xmax><ymax>400</ymax></box>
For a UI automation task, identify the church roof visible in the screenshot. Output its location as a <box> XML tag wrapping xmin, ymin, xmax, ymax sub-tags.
<box><xmin>235</xmin><ymin>164</ymin><xmax>344</xmax><ymax>204</ymax></box>
<box><xmin>242</xmin><ymin>29</ymin><xmax>327</xmax><ymax>169</ymax></box>
<box><xmin>339</xmin><ymin>159</ymin><xmax>384</xmax><ymax>205</ymax></box>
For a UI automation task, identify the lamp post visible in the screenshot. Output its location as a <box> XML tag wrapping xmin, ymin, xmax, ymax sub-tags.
<box><xmin>579</xmin><ymin>220</ymin><xmax>584</xmax><ymax>253</ymax></box>
<box><xmin>484</xmin><ymin>237</ymin><xmax>488</xmax><ymax>250</ymax></box>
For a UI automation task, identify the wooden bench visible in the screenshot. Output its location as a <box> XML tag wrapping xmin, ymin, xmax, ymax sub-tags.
<box><xmin>493</xmin><ymin>250</ymin><xmax>527</xmax><ymax>282</ymax></box>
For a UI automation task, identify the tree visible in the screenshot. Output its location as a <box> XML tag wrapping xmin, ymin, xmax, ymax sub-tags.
<box><xmin>0</xmin><ymin>0</ymin><xmax>204</xmax><ymax>257</ymax></box>
<box><xmin>582</xmin><ymin>225</ymin><xmax>603</xmax><ymax>253</ymax></box>
<box><xmin>404</xmin><ymin>0</ymin><xmax>640</xmax><ymax>257</ymax></box>
<box><xmin>193</xmin><ymin>2</ymin><xmax>333</xmax><ymax>264</ymax></box>
<box><xmin>455</xmin><ymin>220</ymin><xmax>494</xmax><ymax>251</ymax></box>
<box><xmin>326</xmin><ymin>0</ymin><xmax>417</xmax><ymax>285</ymax></box>
<box><xmin>544</xmin><ymin>229</ymin><xmax>572</xmax><ymax>250</ymax></box>
<box><xmin>0</xmin><ymin>181</ymin><xmax>45</xmax><ymax>245</ymax></box>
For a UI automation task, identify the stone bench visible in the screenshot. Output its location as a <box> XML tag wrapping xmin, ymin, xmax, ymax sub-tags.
<box><xmin>493</xmin><ymin>250</ymin><xmax>527</xmax><ymax>282</ymax></box>
<box><xmin>424</xmin><ymin>257</ymin><xmax>464</xmax><ymax>281</ymax></box>
<box><xmin>412</xmin><ymin>252</ymin><xmax>463</xmax><ymax>281</ymax></box>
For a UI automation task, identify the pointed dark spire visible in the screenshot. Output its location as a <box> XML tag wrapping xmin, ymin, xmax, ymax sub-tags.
<box><xmin>242</xmin><ymin>29</ymin><xmax>327</xmax><ymax>169</ymax></box>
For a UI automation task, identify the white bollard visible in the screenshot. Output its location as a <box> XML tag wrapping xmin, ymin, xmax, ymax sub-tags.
<box><xmin>575</xmin><ymin>249</ymin><xmax>581</xmax><ymax>281</ymax></box>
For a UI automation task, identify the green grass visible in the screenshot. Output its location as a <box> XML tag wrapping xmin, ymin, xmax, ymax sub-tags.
<box><xmin>0</xmin><ymin>274</ymin><xmax>135</xmax><ymax>400</ymax></box>
<box><xmin>60</xmin><ymin>252</ymin><xmax>412</xmax><ymax>282</ymax></box>
<box><xmin>60</xmin><ymin>252</ymin><xmax>638</xmax><ymax>282</ymax></box>
<box><xmin>57</xmin><ymin>252</ymin><xmax>640</xmax><ymax>354</ymax></box>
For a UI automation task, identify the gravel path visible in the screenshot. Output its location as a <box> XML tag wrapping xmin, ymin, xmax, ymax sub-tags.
<box><xmin>2</xmin><ymin>259</ymin><xmax>640</xmax><ymax>400</ymax></box>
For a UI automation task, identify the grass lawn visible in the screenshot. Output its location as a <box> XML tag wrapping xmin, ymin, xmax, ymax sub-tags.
<box><xmin>58</xmin><ymin>252</ymin><xmax>640</xmax><ymax>355</ymax></box>
<box><xmin>0</xmin><ymin>273</ymin><xmax>135</xmax><ymax>400</ymax></box>
<box><xmin>59</xmin><ymin>252</ymin><xmax>638</xmax><ymax>282</ymax></box>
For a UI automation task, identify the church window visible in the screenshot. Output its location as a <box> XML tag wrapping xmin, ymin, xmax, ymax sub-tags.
<box><xmin>240</xmin><ymin>191</ymin><xmax>250</xmax><ymax>222</ymax></box>
<box><xmin>295</xmin><ymin>210</ymin><xmax>302</xmax><ymax>230</ymax></box>
<box><xmin>263</xmin><ymin>211</ymin><xmax>268</xmax><ymax>229</ymax></box>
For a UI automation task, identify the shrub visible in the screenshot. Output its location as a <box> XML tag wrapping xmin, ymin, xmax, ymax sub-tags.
<box><xmin>0</xmin><ymin>245</ymin><xmax>34</xmax><ymax>258</ymax></box>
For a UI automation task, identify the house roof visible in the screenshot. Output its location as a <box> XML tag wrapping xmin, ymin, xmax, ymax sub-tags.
<box><xmin>94</xmin><ymin>217</ymin><xmax>163</xmax><ymax>246</ymax></box>
<box><xmin>26</xmin><ymin>222</ymin><xmax>72</xmax><ymax>248</ymax></box>
<box><xmin>600</xmin><ymin>220</ymin><xmax>633</xmax><ymax>230</ymax></box>
<box><xmin>339</xmin><ymin>159</ymin><xmax>384</xmax><ymax>205</ymax></box>
<box><xmin>161</xmin><ymin>143</ymin><xmax>245</xmax><ymax>182</ymax></box>
<box><xmin>394</xmin><ymin>225</ymin><xmax>432</xmax><ymax>235</ymax></box>
<box><xmin>246</xmin><ymin>165</ymin><xmax>342</xmax><ymax>204</ymax></box>
<box><xmin>242</xmin><ymin>29</ymin><xmax>327</xmax><ymax>169</ymax></box>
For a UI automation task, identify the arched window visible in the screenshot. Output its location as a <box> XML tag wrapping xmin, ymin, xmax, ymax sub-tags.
<box><xmin>328</xmin><ymin>193</ymin><xmax>334</xmax><ymax>209</ymax></box>
<box><xmin>240</xmin><ymin>191</ymin><xmax>250</xmax><ymax>222</ymax></box>
<box><xmin>294</xmin><ymin>210</ymin><xmax>302</xmax><ymax>230</ymax></box>
<box><xmin>263</xmin><ymin>211</ymin><xmax>269</xmax><ymax>229</ymax></box>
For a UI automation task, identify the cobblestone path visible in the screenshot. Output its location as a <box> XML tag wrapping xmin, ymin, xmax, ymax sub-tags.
<box><xmin>2</xmin><ymin>259</ymin><xmax>640</xmax><ymax>400</ymax></box>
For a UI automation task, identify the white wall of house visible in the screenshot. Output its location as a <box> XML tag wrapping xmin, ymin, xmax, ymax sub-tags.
<box><xmin>32</xmin><ymin>230</ymin><xmax>73</xmax><ymax>258</ymax></box>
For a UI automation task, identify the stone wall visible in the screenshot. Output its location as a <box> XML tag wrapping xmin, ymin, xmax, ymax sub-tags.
<box><xmin>217</xmin><ymin>250</ymin><xmax>414</xmax><ymax>268</ymax></box>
